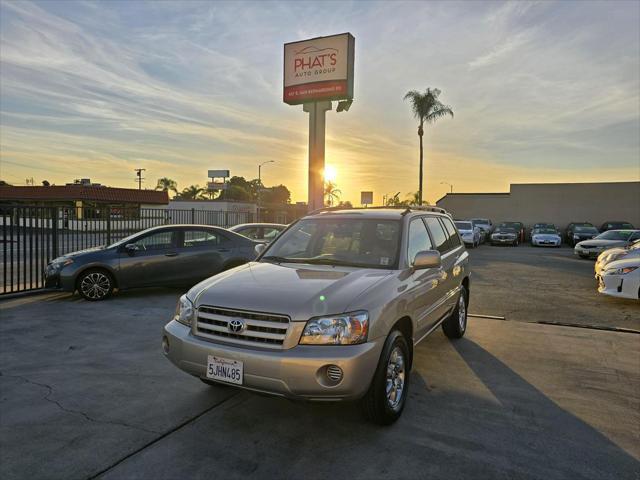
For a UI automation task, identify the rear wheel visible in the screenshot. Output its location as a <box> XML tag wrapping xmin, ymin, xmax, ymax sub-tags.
<box><xmin>362</xmin><ymin>330</ymin><xmax>410</xmax><ymax>425</ymax></box>
<box><xmin>77</xmin><ymin>269</ymin><xmax>114</xmax><ymax>301</ymax></box>
<box><xmin>442</xmin><ymin>285</ymin><xmax>468</xmax><ymax>339</ymax></box>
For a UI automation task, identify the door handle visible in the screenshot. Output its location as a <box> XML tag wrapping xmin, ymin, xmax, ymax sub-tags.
<box><xmin>165</xmin><ymin>252</ymin><xmax>178</xmax><ymax>257</ymax></box>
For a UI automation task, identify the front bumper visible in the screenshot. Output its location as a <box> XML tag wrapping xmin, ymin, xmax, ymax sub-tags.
<box><xmin>597</xmin><ymin>273</ymin><xmax>637</xmax><ymax>300</ymax></box>
<box><xmin>491</xmin><ymin>237</ymin><xmax>516</xmax><ymax>244</ymax></box>
<box><xmin>532</xmin><ymin>239</ymin><xmax>561</xmax><ymax>247</ymax></box>
<box><xmin>43</xmin><ymin>266</ymin><xmax>76</xmax><ymax>291</ymax></box>
<box><xmin>574</xmin><ymin>246</ymin><xmax>602</xmax><ymax>258</ymax></box>
<box><xmin>163</xmin><ymin>320</ymin><xmax>384</xmax><ymax>401</ymax></box>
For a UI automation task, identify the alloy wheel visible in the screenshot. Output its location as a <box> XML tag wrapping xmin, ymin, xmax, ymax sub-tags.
<box><xmin>80</xmin><ymin>272</ymin><xmax>111</xmax><ymax>300</ymax></box>
<box><xmin>385</xmin><ymin>346</ymin><xmax>406</xmax><ymax>410</ymax></box>
<box><xmin>458</xmin><ymin>293</ymin><xmax>467</xmax><ymax>331</ymax></box>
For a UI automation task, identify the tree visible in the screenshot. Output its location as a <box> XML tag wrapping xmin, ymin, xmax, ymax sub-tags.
<box><xmin>262</xmin><ymin>185</ymin><xmax>291</xmax><ymax>204</ymax></box>
<box><xmin>176</xmin><ymin>185</ymin><xmax>207</xmax><ymax>200</ymax></box>
<box><xmin>324</xmin><ymin>181</ymin><xmax>341</xmax><ymax>207</ymax></box>
<box><xmin>155</xmin><ymin>177</ymin><xmax>178</xmax><ymax>196</ymax></box>
<box><xmin>403</xmin><ymin>88</ymin><xmax>453</xmax><ymax>205</ymax></box>
<box><xmin>338</xmin><ymin>200</ymin><xmax>353</xmax><ymax>208</ymax></box>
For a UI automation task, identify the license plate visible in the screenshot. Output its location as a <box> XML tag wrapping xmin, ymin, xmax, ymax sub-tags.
<box><xmin>206</xmin><ymin>355</ymin><xmax>243</xmax><ymax>385</ymax></box>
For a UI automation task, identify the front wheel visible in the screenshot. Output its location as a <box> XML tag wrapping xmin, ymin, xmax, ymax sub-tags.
<box><xmin>77</xmin><ymin>269</ymin><xmax>114</xmax><ymax>301</ymax></box>
<box><xmin>442</xmin><ymin>285</ymin><xmax>468</xmax><ymax>339</ymax></box>
<box><xmin>362</xmin><ymin>330</ymin><xmax>410</xmax><ymax>425</ymax></box>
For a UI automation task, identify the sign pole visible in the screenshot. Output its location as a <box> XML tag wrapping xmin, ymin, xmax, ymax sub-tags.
<box><xmin>303</xmin><ymin>101</ymin><xmax>332</xmax><ymax>211</ymax></box>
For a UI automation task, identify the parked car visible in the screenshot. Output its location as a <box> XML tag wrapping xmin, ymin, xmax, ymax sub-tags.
<box><xmin>574</xmin><ymin>230</ymin><xmax>640</xmax><ymax>259</ymax></box>
<box><xmin>470</xmin><ymin>219</ymin><xmax>488</xmax><ymax>243</ymax></box>
<box><xmin>566</xmin><ymin>223</ymin><xmax>599</xmax><ymax>246</ymax></box>
<box><xmin>597</xmin><ymin>256</ymin><xmax>639</xmax><ymax>300</ymax></box>
<box><xmin>163</xmin><ymin>207</ymin><xmax>470</xmax><ymax>424</ymax></box>
<box><xmin>470</xmin><ymin>218</ymin><xmax>492</xmax><ymax>240</ymax></box>
<box><xmin>454</xmin><ymin>220</ymin><xmax>480</xmax><ymax>248</ymax></box>
<box><xmin>599</xmin><ymin>221</ymin><xmax>635</xmax><ymax>232</ymax></box>
<box><xmin>531</xmin><ymin>227</ymin><xmax>562</xmax><ymax>247</ymax></box>
<box><xmin>228</xmin><ymin>223</ymin><xmax>287</xmax><ymax>242</ymax></box>
<box><xmin>529</xmin><ymin>223</ymin><xmax>555</xmax><ymax>241</ymax></box>
<box><xmin>497</xmin><ymin>221</ymin><xmax>525</xmax><ymax>243</ymax></box>
<box><xmin>490</xmin><ymin>224</ymin><xmax>519</xmax><ymax>246</ymax></box>
<box><xmin>595</xmin><ymin>239</ymin><xmax>640</xmax><ymax>276</ymax></box>
<box><xmin>44</xmin><ymin>225</ymin><xmax>259</xmax><ymax>301</ymax></box>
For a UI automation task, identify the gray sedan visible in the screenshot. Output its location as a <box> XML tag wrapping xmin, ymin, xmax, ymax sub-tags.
<box><xmin>574</xmin><ymin>229</ymin><xmax>640</xmax><ymax>259</ymax></box>
<box><xmin>44</xmin><ymin>225</ymin><xmax>258</xmax><ymax>300</ymax></box>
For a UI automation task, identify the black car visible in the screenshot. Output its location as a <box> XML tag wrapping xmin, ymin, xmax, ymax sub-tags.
<box><xmin>600</xmin><ymin>221</ymin><xmax>635</xmax><ymax>232</ymax></box>
<box><xmin>44</xmin><ymin>225</ymin><xmax>259</xmax><ymax>301</ymax></box>
<box><xmin>492</xmin><ymin>222</ymin><xmax>523</xmax><ymax>245</ymax></box>
<box><xmin>566</xmin><ymin>222</ymin><xmax>599</xmax><ymax>246</ymax></box>
<box><xmin>490</xmin><ymin>225</ymin><xmax>519</xmax><ymax>246</ymax></box>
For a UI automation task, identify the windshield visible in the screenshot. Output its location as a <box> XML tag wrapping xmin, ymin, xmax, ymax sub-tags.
<box><xmin>471</xmin><ymin>219</ymin><xmax>489</xmax><ymax>226</ymax></box>
<box><xmin>574</xmin><ymin>226</ymin><xmax>598</xmax><ymax>233</ymax></box>
<box><xmin>495</xmin><ymin>227</ymin><xmax>516</xmax><ymax>233</ymax></box>
<box><xmin>455</xmin><ymin>221</ymin><xmax>472</xmax><ymax>230</ymax></box>
<box><xmin>261</xmin><ymin>218</ymin><xmax>401</xmax><ymax>269</ymax></box>
<box><xmin>108</xmin><ymin>231</ymin><xmax>143</xmax><ymax>248</ymax></box>
<box><xmin>597</xmin><ymin>230</ymin><xmax>635</xmax><ymax>241</ymax></box>
<box><xmin>537</xmin><ymin>229</ymin><xmax>558</xmax><ymax>234</ymax></box>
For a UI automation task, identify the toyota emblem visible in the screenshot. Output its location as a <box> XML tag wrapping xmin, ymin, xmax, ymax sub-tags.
<box><xmin>228</xmin><ymin>319</ymin><xmax>245</xmax><ymax>333</ymax></box>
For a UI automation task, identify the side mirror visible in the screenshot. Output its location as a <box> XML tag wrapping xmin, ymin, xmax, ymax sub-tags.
<box><xmin>125</xmin><ymin>244</ymin><xmax>139</xmax><ymax>256</ymax></box>
<box><xmin>254</xmin><ymin>243</ymin><xmax>266</xmax><ymax>256</ymax></box>
<box><xmin>413</xmin><ymin>250</ymin><xmax>441</xmax><ymax>269</ymax></box>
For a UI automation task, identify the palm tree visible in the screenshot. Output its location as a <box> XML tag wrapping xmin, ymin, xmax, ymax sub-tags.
<box><xmin>176</xmin><ymin>185</ymin><xmax>207</xmax><ymax>200</ymax></box>
<box><xmin>403</xmin><ymin>88</ymin><xmax>453</xmax><ymax>205</ymax></box>
<box><xmin>155</xmin><ymin>177</ymin><xmax>178</xmax><ymax>196</ymax></box>
<box><xmin>324</xmin><ymin>181</ymin><xmax>341</xmax><ymax>207</ymax></box>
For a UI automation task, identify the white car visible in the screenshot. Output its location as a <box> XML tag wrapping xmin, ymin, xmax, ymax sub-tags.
<box><xmin>595</xmin><ymin>240</ymin><xmax>640</xmax><ymax>276</ymax></box>
<box><xmin>598</xmin><ymin>257</ymin><xmax>639</xmax><ymax>300</ymax></box>
<box><xmin>455</xmin><ymin>220</ymin><xmax>480</xmax><ymax>248</ymax></box>
<box><xmin>531</xmin><ymin>228</ymin><xmax>562</xmax><ymax>247</ymax></box>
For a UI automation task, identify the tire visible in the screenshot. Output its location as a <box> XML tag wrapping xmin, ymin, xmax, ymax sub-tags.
<box><xmin>77</xmin><ymin>268</ymin><xmax>114</xmax><ymax>301</ymax></box>
<box><xmin>442</xmin><ymin>285</ymin><xmax>468</xmax><ymax>339</ymax></box>
<box><xmin>362</xmin><ymin>330</ymin><xmax>410</xmax><ymax>425</ymax></box>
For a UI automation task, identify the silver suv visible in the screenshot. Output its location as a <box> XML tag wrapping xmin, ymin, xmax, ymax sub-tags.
<box><xmin>162</xmin><ymin>207</ymin><xmax>470</xmax><ymax>424</ymax></box>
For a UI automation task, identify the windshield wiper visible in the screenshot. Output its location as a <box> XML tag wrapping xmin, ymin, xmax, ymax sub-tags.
<box><xmin>303</xmin><ymin>258</ymin><xmax>374</xmax><ymax>268</ymax></box>
<box><xmin>261</xmin><ymin>255</ymin><xmax>302</xmax><ymax>263</ymax></box>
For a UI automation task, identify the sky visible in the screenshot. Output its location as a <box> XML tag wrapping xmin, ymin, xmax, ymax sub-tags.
<box><xmin>1</xmin><ymin>0</ymin><xmax>639</xmax><ymax>205</ymax></box>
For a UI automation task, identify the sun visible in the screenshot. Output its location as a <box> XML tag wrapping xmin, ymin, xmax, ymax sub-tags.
<box><xmin>324</xmin><ymin>165</ymin><xmax>337</xmax><ymax>183</ymax></box>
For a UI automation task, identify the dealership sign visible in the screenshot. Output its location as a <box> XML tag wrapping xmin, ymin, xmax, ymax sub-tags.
<box><xmin>283</xmin><ymin>33</ymin><xmax>355</xmax><ymax>105</ymax></box>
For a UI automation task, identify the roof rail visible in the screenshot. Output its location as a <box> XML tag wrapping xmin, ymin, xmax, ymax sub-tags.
<box><xmin>307</xmin><ymin>205</ymin><xmax>450</xmax><ymax>216</ymax></box>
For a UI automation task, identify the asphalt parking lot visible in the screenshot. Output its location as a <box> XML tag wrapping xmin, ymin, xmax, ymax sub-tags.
<box><xmin>1</xmin><ymin>246</ymin><xmax>638</xmax><ymax>480</ymax></box>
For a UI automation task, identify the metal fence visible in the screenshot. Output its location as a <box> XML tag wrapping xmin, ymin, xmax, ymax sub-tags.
<box><xmin>0</xmin><ymin>205</ymin><xmax>256</xmax><ymax>295</ymax></box>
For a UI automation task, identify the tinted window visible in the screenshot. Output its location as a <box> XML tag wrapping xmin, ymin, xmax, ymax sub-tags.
<box><xmin>183</xmin><ymin>230</ymin><xmax>222</xmax><ymax>247</ymax></box>
<box><xmin>133</xmin><ymin>231</ymin><xmax>175</xmax><ymax>251</ymax></box>
<box><xmin>407</xmin><ymin>219</ymin><xmax>434</xmax><ymax>265</ymax></box>
<box><xmin>441</xmin><ymin>217</ymin><xmax>462</xmax><ymax>249</ymax></box>
<box><xmin>424</xmin><ymin>217</ymin><xmax>449</xmax><ymax>254</ymax></box>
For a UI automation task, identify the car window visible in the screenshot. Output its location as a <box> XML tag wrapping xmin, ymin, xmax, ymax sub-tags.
<box><xmin>263</xmin><ymin>227</ymin><xmax>281</xmax><ymax>240</ymax></box>
<box><xmin>132</xmin><ymin>231</ymin><xmax>175</xmax><ymax>251</ymax></box>
<box><xmin>441</xmin><ymin>217</ymin><xmax>462</xmax><ymax>249</ymax></box>
<box><xmin>265</xmin><ymin>219</ymin><xmax>400</xmax><ymax>268</ymax></box>
<box><xmin>235</xmin><ymin>227</ymin><xmax>261</xmax><ymax>239</ymax></box>
<box><xmin>629</xmin><ymin>232</ymin><xmax>640</xmax><ymax>241</ymax></box>
<box><xmin>182</xmin><ymin>229</ymin><xmax>222</xmax><ymax>247</ymax></box>
<box><xmin>424</xmin><ymin>217</ymin><xmax>449</xmax><ymax>254</ymax></box>
<box><xmin>407</xmin><ymin>219</ymin><xmax>434</xmax><ymax>265</ymax></box>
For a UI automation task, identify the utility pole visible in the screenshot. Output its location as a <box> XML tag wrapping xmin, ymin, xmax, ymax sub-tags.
<box><xmin>257</xmin><ymin>160</ymin><xmax>275</xmax><ymax>222</ymax></box>
<box><xmin>134</xmin><ymin>168</ymin><xmax>146</xmax><ymax>190</ymax></box>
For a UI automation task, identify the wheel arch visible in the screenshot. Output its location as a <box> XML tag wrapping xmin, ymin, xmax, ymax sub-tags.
<box><xmin>74</xmin><ymin>264</ymin><xmax>119</xmax><ymax>291</ymax></box>
<box><xmin>391</xmin><ymin>316</ymin><xmax>414</xmax><ymax>369</ymax></box>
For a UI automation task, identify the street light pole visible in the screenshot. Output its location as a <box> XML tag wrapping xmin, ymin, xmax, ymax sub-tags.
<box><xmin>257</xmin><ymin>160</ymin><xmax>275</xmax><ymax>222</ymax></box>
<box><xmin>440</xmin><ymin>181</ymin><xmax>453</xmax><ymax>194</ymax></box>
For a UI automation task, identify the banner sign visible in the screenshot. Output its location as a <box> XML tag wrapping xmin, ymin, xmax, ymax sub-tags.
<box><xmin>283</xmin><ymin>33</ymin><xmax>355</xmax><ymax>105</ymax></box>
<box><xmin>361</xmin><ymin>191</ymin><xmax>373</xmax><ymax>205</ymax></box>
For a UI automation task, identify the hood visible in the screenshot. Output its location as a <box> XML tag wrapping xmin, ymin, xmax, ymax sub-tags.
<box><xmin>55</xmin><ymin>246</ymin><xmax>107</xmax><ymax>261</ymax></box>
<box><xmin>578</xmin><ymin>239</ymin><xmax>628</xmax><ymax>248</ymax></box>
<box><xmin>603</xmin><ymin>256</ymin><xmax>640</xmax><ymax>272</ymax></box>
<box><xmin>189</xmin><ymin>261</ymin><xmax>393</xmax><ymax>320</ymax></box>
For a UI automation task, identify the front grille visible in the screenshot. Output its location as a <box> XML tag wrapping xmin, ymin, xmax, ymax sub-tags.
<box><xmin>195</xmin><ymin>306</ymin><xmax>290</xmax><ymax>349</ymax></box>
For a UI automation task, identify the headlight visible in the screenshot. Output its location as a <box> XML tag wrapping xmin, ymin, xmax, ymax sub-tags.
<box><xmin>605</xmin><ymin>266</ymin><xmax>638</xmax><ymax>276</ymax></box>
<box><xmin>50</xmin><ymin>258</ymin><xmax>74</xmax><ymax>269</ymax></box>
<box><xmin>174</xmin><ymin>294</ymin><xmax>195</xmax><ymax>326</ymax></box>
<box><xmin>299</xmin><ymin>311</ymin><xmax>369</xmax><ymax>345</ymax></box>
<box><xmin>573</xmin><ymin>234</ymin><xmax>579</xmax><ymax>240</ymax></box>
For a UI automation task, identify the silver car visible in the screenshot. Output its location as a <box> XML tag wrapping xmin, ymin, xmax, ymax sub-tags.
<box><xmin>163</xmin><ymin>207</ymin><xmax>471</xmax><ymax>424</ymax></box>
<box><xmin>574</xmin><ymin>230</ymin><xmax>640</xmax><ymax>259</ymax></box>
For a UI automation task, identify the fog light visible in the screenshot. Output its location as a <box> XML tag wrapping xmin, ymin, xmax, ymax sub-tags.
<box><xmin>162</xmin><ymin>335</ymin><xmax>170</xmax><ymax>354</ymax></box>
<box><xmin>326</xmin><ymin>365</ymin><xmax>343</xmax><ymax>382</ymax></box>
